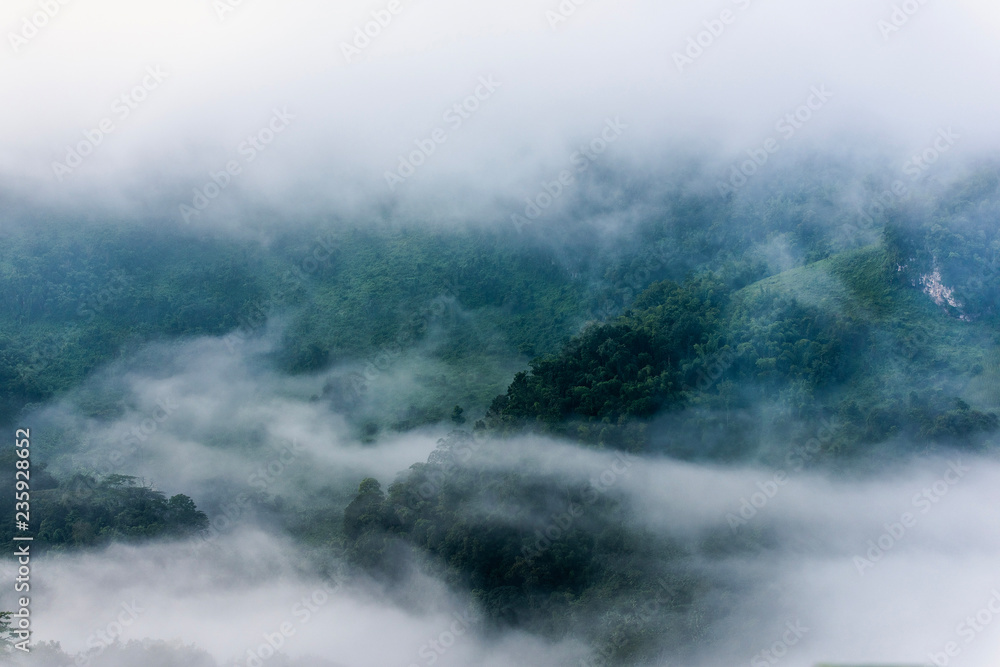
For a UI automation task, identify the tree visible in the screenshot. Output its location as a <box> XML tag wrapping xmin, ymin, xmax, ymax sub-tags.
<box><xmin>343</xmin><ymin>478</ymin><xmax>386</xmax><ymax>539</ymax></box>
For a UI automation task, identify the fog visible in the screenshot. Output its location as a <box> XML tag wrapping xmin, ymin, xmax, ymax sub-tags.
<box><xmin>7</xmin><ymin>358</ymin><xmax>1000</xmax><ymax>666</ymax></box>
<box><xmin>0</xmin><ymin>322</ymin><xmax>995</xmax><ymax>665</ymax></box>
<box><xmin>1</xmin><ymin>0</ymin><xmax>1000</xmax><ymax>229</ymax></box>
<box><xmin>31</xmin><ymin>326</ymin><xmax>453</xmax><ymax>513</ymax></box>
<box><xmin>4</xmin><ymin>2</ymin><xmax>1000</xmax><ymax>665</ymax></box>
<box><xmin>2</xmin><ymin>527</ymin><xmax>589</xmax><ymax>666</ymax></box>
<box><xmin>0</xmin><ymin>310</ymin><xmax>1000</xmax><ymax>667</ymax></box>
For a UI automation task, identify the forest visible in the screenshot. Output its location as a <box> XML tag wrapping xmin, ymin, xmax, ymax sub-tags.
<box><xmin>3</xmin><ymin>159</ymin><xmax>1000</xmax><ymax>664</ymax></box>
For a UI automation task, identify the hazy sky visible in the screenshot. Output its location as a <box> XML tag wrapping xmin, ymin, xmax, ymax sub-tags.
<box><xmin>2</xmin><ymin>0</ymin><xmax>1000</xmax><ymax>226</ymax></box>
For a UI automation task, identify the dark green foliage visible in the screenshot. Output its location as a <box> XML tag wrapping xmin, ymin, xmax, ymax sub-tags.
<box><xmin>482</xmin><ymin>216</ymin><xmax>999</xmax><ymax>456</ymax></box>
<box><xmin>486</xmin><ymin>276</ymin><xmax>726</xmax><ymax>441</ymax></box>
<box><xmin>342</xmin><ymin>433</ymin><xmax>716</xmax><ymax>662</ymax></box>
<box><xmin>343</xmin><ymin>477</ymin><xmax>387</xmax><ymax>540</ymax></box>
<box><xmin>0</xmin><ymin>222</ymin><xmax>589</xmax><ymax>428</ymax></box>
<box><xmin>915</xmin><ymin>397</ymin><xmax>999</xmax><ymax>442</ymax></box>
<box><xmin>726</xmin><ymin>291</ymin><xmax>863</xmax><ymax>392</ymax></box>
<box><xmin>0</xmin><ymin>450</ymin><xmax>208</xmax><ymax>549</ymax></box>
<box><xmin>273</xmin><ymin>226</ymin><xmax>587</xmax><ymax>374</ymax></box>
<box><xmin>0</xmin><ymin>224</ymin><xmax>273</xmax><ymax>423</ymax></box>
